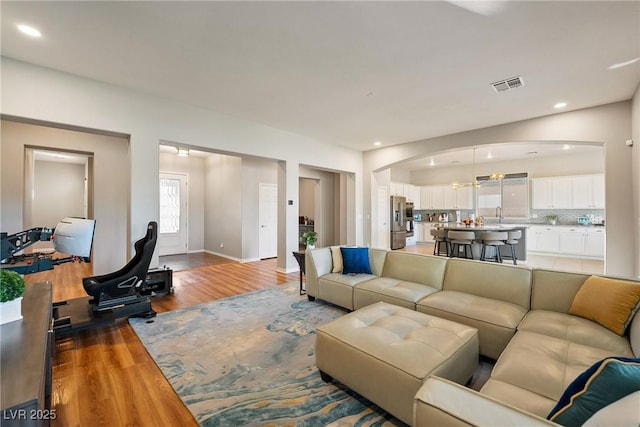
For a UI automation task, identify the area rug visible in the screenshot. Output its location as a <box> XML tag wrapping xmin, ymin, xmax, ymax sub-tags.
<box><xmin>130</xmin><ymin>283</ymin><xmax>404</xmax><ymax>426</ymax></box>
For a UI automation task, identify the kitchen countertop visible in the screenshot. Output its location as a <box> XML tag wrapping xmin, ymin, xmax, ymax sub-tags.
<box><xmin>433</xmin><ymin>224</ymin><xmax>527</xmax><ymax>231</ymax></box>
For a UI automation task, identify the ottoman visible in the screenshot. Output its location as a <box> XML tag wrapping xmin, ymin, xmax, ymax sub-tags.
<box><xmin>316</xmin><ymin>302</ymin><xmax>479</xmax><ymax>425</ymax></box>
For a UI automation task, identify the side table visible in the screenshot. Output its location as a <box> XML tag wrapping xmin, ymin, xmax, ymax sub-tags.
<box><xmin>292</xmin><ymin>251</ymin><xmax>306</xmax><ymax>295</ymax></box>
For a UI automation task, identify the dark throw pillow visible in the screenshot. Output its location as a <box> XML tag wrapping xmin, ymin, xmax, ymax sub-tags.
<box><xmin>547</xmin><ymin>357</ymin><xmax>640</xmax><ymax>427</ymax></box>
<box><xmin>340</xmin><ymin>247</ymin><xmax>372</xmax><ymax>275</ymax></box>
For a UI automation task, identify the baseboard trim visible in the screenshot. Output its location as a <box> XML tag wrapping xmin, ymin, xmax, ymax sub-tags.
<box><xmin>203</xmin><ymin>250</ymin><xmax>242</xmax><ymax>262</ymax></box>
<box><xmin>277</xmin><ymin>266</ymin><xmax>300</xmax><ymax>274</ymax></box>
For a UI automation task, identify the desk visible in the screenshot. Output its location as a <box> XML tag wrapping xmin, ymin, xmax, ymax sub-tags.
<box><xmin>1</xmin><ymin>281</ymin><xmax>54</xmax><ymax>426</ymax></box>
<box><xmin>292</xmin><ymin>251</ymin><xmax>306</xmax><ymax>295</ymax></box>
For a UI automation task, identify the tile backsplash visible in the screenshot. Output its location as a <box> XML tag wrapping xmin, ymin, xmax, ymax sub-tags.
<box><xmin>415</xmin><ymin>209</ymin><xmax>605</xmax><ymax>225</ymax></box>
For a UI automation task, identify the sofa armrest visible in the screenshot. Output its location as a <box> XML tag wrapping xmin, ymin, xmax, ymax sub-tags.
<box><xmin>305</xmin><ymin>247</ymin><xmax>333</xmax><ymax>297</ymax></box>
<box><xmin>414</xmin><ymin>377</ymin><xmax>557</xmax><ymax>427</ymax></box>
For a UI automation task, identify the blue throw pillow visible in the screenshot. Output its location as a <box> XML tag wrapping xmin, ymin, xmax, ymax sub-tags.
<box><xmin>547</xmin><ymin>357</ymin><xmax>640</xmax><ymax>427</ymax></box>
<box><xmin>340</xmin><ymin>247</ymin><xmax>372</xmax><ymax>275</ymax></box>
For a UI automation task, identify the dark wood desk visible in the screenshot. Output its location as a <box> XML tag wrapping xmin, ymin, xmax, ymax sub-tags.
<box><xmin>1</xmin><ymin>281</ymin><xmax>54</xmax><ymax>426</ymax></box>
<box><xmin>292</xmin><ymin>251</ymin><xmax>306</xmax><ymax>295</ymax></box>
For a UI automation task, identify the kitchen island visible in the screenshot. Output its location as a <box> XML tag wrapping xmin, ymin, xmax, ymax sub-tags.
<box><xmin>434</xmin><ymin>223</ymin><xmax>528</xmax><ymax>262</ymax></box>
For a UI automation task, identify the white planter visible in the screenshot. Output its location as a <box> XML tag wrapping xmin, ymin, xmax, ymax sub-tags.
<box><xmin>306</xmin><ymin>244</ymin><xmax>316</xmax><ymax>250</ymax></box>
<box><xmin>0</xmin><ymin>297</ymin><xmax>23</xmax><ymax>325</ymax></box>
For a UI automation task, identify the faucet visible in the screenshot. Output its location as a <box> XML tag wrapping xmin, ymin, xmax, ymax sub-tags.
<box><xmin>496</xmin><ymin>206</ymin><xmax>503</xmax><ymax>223</ymax></box>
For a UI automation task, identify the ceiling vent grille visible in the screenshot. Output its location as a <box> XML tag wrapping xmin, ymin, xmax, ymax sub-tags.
<box><xmin>491</xmin><ymin>76</ymin><xmax>524</xmax><ymax>92</ymax></box>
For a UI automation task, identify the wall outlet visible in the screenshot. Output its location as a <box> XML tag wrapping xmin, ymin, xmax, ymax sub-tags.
<box><xmin>220</xmin><ymin>242</ymin><xmax>224</xmax><ymax>248</ymax></box>
<box><xmin>531</xmin><ymin>213</ymin><xmax>538</xmax><ymax>218</ymax></box>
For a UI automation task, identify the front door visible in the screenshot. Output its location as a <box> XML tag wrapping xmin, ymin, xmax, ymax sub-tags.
<box><xmin>159</xmin><ymin>172</ymin><xmax>188</xmax><ymax>256</ymax></box>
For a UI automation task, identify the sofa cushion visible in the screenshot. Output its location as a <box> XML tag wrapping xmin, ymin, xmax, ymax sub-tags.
<box><xmin>631</xmin><ymin>309</ymin><xmax>640</xmax><ymax>357</ymax></box>
<box><xmin>442</xmin><ymin>258</ymin><xmax>532</xmax><ymax>309</ymax></box>
<box><xmin>483</xmin><ymin>331</ymin><xmax>617</xmax><ymax>417</ymax></box>
<box><xmin>341</xmin><ymin>247</ymin><xmax>372</xmax><ymax>274</ymax></box>
<box><xmin>317</xmin><ymin>273</ymin><xmax>377</xmax><ymax>310</ymax></box>
<box><xmin>569</xmin><ymin>275</ymin><xmax>640</xmax><ymax>336</ymax></box>
<box><xmin>547</xmin><ymin>357</ymin><xmax>640</xmax><ymax>427</ymax></box>
<box><xmin>519</xmin><ymin>310</ymin><xmax>633</xmax><ymax>356</ymax></box>
<box><xmin>381</xmin><ymin>252</ymin><xmax>447</xmax><ymax>290</ymax></box>
<box><xmin>353</xmin><ymin>277</ymin><xmax>439</xmax><ymax>310</ymax></box>
<box><xmin>417</xmin><ymin>290</ymin><xmax>528</xmax><ymax>359</ymax></box>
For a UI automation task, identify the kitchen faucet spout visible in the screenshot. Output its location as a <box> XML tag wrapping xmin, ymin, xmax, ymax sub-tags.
<box><xmin>496</xmin><ymin>206</ymin><xmax>503</xmax><ymax>223</ymax></box>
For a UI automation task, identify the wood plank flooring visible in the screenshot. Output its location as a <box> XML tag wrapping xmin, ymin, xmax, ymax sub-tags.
<box><xmin>23</xmin><ymin>258</ymin><xmax>298</xmax><ymax>427</ymax></box>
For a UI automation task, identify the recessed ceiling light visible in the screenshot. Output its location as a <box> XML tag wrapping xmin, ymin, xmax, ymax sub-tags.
<box><xmin>563</xmin><ymin>144</ymin><xmax>571</xmax><ymax>150</ymax></box>
<box><xmin>17</xmin><ymin>24</ymin><xmax>42</xmax><ymax>38</ymax></box>
<box><xmin>429</xmin><ymin>158</ymin><xmax>435</xmax><ymax>167</ymax></box>
<box><xmin>554</xmin><ymin>102</ymin><xmax>567</xmax><ymax>109</ymax></box>
<box><xmin>373</xmin><ymin>141</ymin><xmax>381</xmax><ymax>146</ymax></box>
<box><xmin>487</xmin><ymin>152</ymin><xmax>493</xmax><ymax>159</ymax></box>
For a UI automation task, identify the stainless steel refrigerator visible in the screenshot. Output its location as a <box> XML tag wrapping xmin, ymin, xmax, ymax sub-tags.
<box><xmin>390</xmin><ymin>195</ymin><xmax>407</xmax><ymax>250</ymax></box>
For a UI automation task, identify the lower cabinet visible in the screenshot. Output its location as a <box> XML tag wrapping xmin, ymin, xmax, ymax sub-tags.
<box><xmin>528</xmin><ymin>226</ymin><xmax>604</xmax><ymax>259</ymax></box>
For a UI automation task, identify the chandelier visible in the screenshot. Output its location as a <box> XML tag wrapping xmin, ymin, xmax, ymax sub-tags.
<box><xmin>452</xmin><ymin>147</ymin><xmax>482</xmax><ymax>189</ymax></box>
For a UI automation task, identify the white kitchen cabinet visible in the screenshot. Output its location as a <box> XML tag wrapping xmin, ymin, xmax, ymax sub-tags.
<box><xmin>455</xmin><ymin>186</ymin><xmax>474</xmax><ymax>209</ymax></box>
<box><xmin>559</xmin><ymin>228</ymin><xmax>585</xmax><ymax>255</ymax></box>
<box><xmin>443</xmin><ymin>186</ymin><xmax>456</xmax><ymax>209</ymax></box>
<box><xmin>528</xmin><ymin>225</ymin><xmax>604</xmax><ymax>259</ymax></box>
<box><xmin>531</xmin><ymin>177</ymin><xmax>572</xmax><ymax>209</ymax></box>
<box><xmin>410</xmin><ymin>185</ymin><xmax>421</xmax><ymax>208</ymax></box>
<box><xmin>528</xmin><ymin>226</ymin><xmax>560</xmax><ymax>253</ymax></box>
<box><xmin>584</xmin><ymin>228</ymin><xmax>605</xmax><ymax>257</ymax></box>
<box><xmin>571</xmin><ymin>174</ymin><xmax>605</xmax><ymax>209</ymax></box>
<box><xmin>431</xmin><ymin>186</ymin><xmax>445</xmax><ymax>209</ymax></box>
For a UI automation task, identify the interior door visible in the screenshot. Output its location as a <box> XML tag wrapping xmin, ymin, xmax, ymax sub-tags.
<box><xmin>159</xmin><ymin>172</ymin><xmax>188</xmax><ymax>256</ymax></box>
<box><xmin>259</xmin><ymin>183</ymin><xmax>278</xmax><ymax>259</ymax></box>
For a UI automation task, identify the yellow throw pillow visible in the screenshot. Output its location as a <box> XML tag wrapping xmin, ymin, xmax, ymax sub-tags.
<box><xmin>330</xmin><ymin>246</ymin><xmax>343</xmax><ymax>273</ymax></box>
<box><xmin>569</xmin><ymin>276</ymin><xmax>640</xmax><ymax>336</ymax></box>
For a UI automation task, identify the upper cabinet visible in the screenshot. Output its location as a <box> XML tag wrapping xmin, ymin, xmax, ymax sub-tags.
<box><xmin>420</xmin><ymin>184</ymin><xmax>474</xmax><ymax>210</ymax></box>
<box><xmin>531</xmin><ymin>174</ymin><xmax>603</xmax><ymax>210</ymax></box>
<box><xmin>570</xmin><ymin>174</ymin><xmax>605</xmax><ymax>209</ymax></box>
<box><xmin>390</xmin><ymin>182</ymin><xmax>421</xmax><ymax>207</ymax></box>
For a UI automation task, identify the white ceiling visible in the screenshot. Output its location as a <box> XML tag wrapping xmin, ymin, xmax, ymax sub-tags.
<box><xmin>2</xmin><ymin>1</ymin><xmax>639</xmax><ymax>154</ymax></box>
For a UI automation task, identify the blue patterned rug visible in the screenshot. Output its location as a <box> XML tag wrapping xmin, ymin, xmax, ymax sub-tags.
<box><xmin>130</xmin><ymin>283</ymin><xmax>404</xmax><ymax>426</ymax></box>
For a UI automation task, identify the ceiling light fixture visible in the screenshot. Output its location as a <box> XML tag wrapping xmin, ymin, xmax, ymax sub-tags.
<box><xmin>563</xmin><ymin>144</ymin><xmax>571</xmax><ymax>150</ymax></box>
<box><xmin>452</xmin><ymin>148</ymin><xmax>481</xmax><ymax>189</ymax></box>
<box><xmin>490</xmin><ymin>172</ymin><xmax>505</xmax><ymax>181</ymax></box>
<box><xmin>554</xmin><ymin>102</ymin><xmax>567</xmax><ymax>109</ymax></box>
<box><xmin>373</xmin><ymin>141</ymin><xmax>381</xmax><ymax>146</ymax></box>
<box><xmin>17</xmin><ymin>24</ymin><xmax>42</xmax><ymax>38</ymax></box>
<box><xmin>177</xmin><ymin>147</ymin><xmax>190</xmax><ymax>157</ymax></box>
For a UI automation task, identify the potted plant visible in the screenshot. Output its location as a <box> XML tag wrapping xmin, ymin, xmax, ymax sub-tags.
<box><xmin>545</xmin><ymin>214</ymin><xmax>559</xmax><ymax>225</ymax></box>
<box><xmin>0</xmin><ymin>270</ymin><xmax>26</xmax><ymax>325</ymax></box>
<box><xmin>300</xmin><ymin>231</ymin><xmax>318</xmax><ymax>249</ymax></box>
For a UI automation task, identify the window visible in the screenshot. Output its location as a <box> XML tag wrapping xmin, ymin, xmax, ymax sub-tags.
<box><xmin>477</xmin><ymin>173</ymin><xmax>529</xmax><ymax>219</ymax></box>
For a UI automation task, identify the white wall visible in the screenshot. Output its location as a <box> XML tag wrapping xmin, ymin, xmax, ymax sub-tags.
<box><xmin>205</xmin><ymin>154</ymin><xmax>242</xmax><ymax>259</ymax></box>
<box><xmin>632</xmin><ymin>84</ymin><xmax>640</xmax><ymax>278</ymax></box>
<box><xmin>159</xmin><ymin>152</ymin><xmax>206</xmax><ymax>252</ymax></box>
<box><xmin>33</xmin><ymin>160</ymin><xmax>86</xmax><ymax>228</ymax></box>
<box><xmin>299</xmin><ymin>178</ymin><xmax>316</xmax><ymax>220</ymax></box>
<box><xmin>409</xmin><ymin>149</ymin><xmax>604</xmax><ymax>186</ymax></box>
<box><xmin>365</xmin><ymin>101</ymin><xmax>636</xmax><ymax>277</ymax></box>
<box><xmin>1</xmin><ymin>58</ymin><xmax>364</xmax><ymax>272</ymax></box>
<box><xmin>1</xmin><ymin>120</ymin><xmax>129</xmax><ymax>274</ymax></box>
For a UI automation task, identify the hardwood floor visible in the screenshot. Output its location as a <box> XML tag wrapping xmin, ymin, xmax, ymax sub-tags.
<box><xmin>23</xmin><ymin>258</ymin><xmax>298</xmax><ymax>427</ymax></box>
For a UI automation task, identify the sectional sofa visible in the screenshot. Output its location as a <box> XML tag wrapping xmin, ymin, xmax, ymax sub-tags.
<box><xmin>305</xmin><ymin>247</ymin><xmax>640</xmax><ymax>426</ymax></box>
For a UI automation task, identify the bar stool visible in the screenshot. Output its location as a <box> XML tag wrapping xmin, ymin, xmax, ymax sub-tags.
<box><xmin>479</xmin><ymin>231</ymin><xmax>508</xmax><ymax>263</ymax></box>
<box><xmin>504</xmin><ymin>230</ymin><xmax>522</xmax><ymax>265</ymax></box>
<box><xmin>430</xmin><ymin>228</ymin><xmax>449</xmax><ymax>256</ymax></box>
<box><xmin>447</xmin><ymin>231</ymin><xmax>475</xmax><ymax>259</ymax></box>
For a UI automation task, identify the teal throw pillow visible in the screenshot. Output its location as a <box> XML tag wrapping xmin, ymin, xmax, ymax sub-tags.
<box><xmin>340</xmin><ymin>247</ymin><xmax>372</xmax><ymax>275</ymax></box>
<box><xmin>547</xmin><ymin>357</ymin><xmax>640</xmax><ymax>427</ymax></box>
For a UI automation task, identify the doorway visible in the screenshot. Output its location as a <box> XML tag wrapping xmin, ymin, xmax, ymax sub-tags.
<box><xmin>24</xmin><ymin>147</ymin><xmax>93</xmax><ymax>252</ymax></box>
<box><xmin>159</xmin><ymin>172</ymin><xmax>188</xmax><ymax>256</ymax></box>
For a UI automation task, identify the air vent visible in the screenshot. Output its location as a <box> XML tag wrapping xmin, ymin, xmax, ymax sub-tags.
<box><xmin>491</xmin><ymin>76</ymin><xmax>524</xmax><ymax>92</ymax></box>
